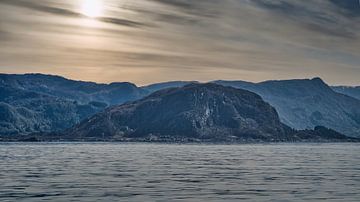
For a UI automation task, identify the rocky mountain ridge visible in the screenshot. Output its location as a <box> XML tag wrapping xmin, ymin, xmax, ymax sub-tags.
<box><xmin>213</xmin><ymin>78</ymin><xmax>360</xmax><ymax>137</ymax></box>
<box><xmin>0</xmin><ymin>73</ymin><xmax>359</xmax><ymax>138</ymax></box>
<box><xmin>332</xmin><ymin>86</ymin><xmax>360</xmax><ymax>100</ymax></box>
<box><xmin>64</xmin><ymin>83</ymin><xmax>357</xmax><ymax>142</ymax></box>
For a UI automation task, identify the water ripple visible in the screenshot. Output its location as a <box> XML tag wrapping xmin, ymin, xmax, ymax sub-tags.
<box><xmin>0</xmin><ymin>143</ymin><xmax>359</xmax><ymax>201</ymax></box>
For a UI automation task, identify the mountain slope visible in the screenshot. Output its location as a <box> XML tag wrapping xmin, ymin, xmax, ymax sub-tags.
<box><xmin>66</xmin><ymin>83</ymin><xmax>354</xmax><ymax>142</ymax></box>
<box><xmin>68</xmin><ymin>83</ymin><xmax>287</xmax><ymax>141</ymax></box>
<box><xmin>214</xmin><ymin>78</ymin><xmax>360</xmax><ymax>137</ymax></box>
<box><xmin>0</xmin><ymin>85</ymin><xmax>105</xmax><ymax>135</ymax></box>
<box><xmin>332</xmin><ymin>86</ymin><xmax>360</xmax><ymax>100</ymax></box>
<box><xmin>0</xmin><ymin>73</ymin><xmax>148</xmax><ymax>135</ymax></box>
<box><xmin>1</xmin><ymin>74</ymin><xmax>359</xmax><ymax>138</ymax></box>
<box><xmin>141</xmin><ymin>81</ymin><xmax>197</xmax><ymax>94</ymax></box>
<box><xmin>0</xmin><ymin>73</ymin><xmax>147</xmax><ymax>105</ymax></box>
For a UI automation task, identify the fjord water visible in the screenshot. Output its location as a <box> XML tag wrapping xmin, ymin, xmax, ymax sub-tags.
<box><xmin>0</xmin><ymin>143</ymin><xmax>359</xmax><ymax>201</ymax></box>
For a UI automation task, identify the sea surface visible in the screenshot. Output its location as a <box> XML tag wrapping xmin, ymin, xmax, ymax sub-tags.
<box><xmin>0</xmin><ymin>143</ymin><xmax>359</xmax><ymax>202</ymax></box>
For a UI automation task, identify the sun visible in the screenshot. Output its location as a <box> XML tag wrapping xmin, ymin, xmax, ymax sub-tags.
<box><xmin>80</xmin><ymin>0</ymin><xmax>103</xmax><ymax>18</ymax></box>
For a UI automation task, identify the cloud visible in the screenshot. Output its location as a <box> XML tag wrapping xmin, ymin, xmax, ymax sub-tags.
<box><xmin>150</xmin><ymin>0</ymin><xmax>219</xmax><ymax>17</ymax></box>
<box><xmin>0</xmin><ymin>0</ymin><xmax>359</xmax><ymax>85</ymax></box>
<box><xmin>0</xmin><ymin>0</ymin><xmax>147</xmax><ymax>28</ymax></box>
<box><xmin>329</xmin><ymin>0</ymin><xmax>360</xmax><ymax>16</ymax></box>
<box><xmin>0</xmin><ymin>30</ymin><xmax>9</xmax><ymax>40</ymax></box>
<box><xmin>0</xmin><ymin>0</ymin><xmax>81</xmax><ymax>17</ymax></box>
<box><xmin>150</xmin><ymin>0</ymin><xmax>195</xmax><ymax>10</ymax></box>
<box><xmin>252</xmin><ymin>0</ymin><xmax>358</xmax><ymax>39</ymax></box>
<box><xmin>98</xmin><ymin>17</ymin><xmax>147</xmax><ymax>27</ymax></box>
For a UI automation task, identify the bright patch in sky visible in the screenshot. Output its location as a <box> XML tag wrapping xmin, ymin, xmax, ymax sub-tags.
<box><xmin>0</xmin><ymin>0</ymin><xmax>359</xmax><ymax>85</ymax></box>
<box><xmin>80</xmin><ymin>0</ymin><xmax>103</xmax><ymax>18</ymax></box>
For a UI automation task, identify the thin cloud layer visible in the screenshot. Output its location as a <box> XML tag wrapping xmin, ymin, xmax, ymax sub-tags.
<box><xmin>0</xmin><ymin>0</ymin><xmax>359</xmax><ymax>85</ymax></box>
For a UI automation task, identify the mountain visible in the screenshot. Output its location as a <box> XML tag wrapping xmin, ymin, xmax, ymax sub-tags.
<box><xmin>0</xmin><ymin>73</ymin><xmax>147</xmax><ymax>105</ymax></box>
<box><xmin>1</xmin><ymin>73</ymin><xmax>359</xmax><ymax>138</ymax></box>
<box><xmin>141</xmin><ymin>81</ymin><xmax>197</xmax><ymax>93</ymax></box>
<box><xmin>332</xmin><ymin>86</ymin><xmax>360</xmax><ymax>100</ymax></box>
<box><xmin>65</xmin><ymin>83</ymin><xmax>355</xmax><ymax>142</ymax></box>
<box><xmin>0</xmin><ymin>73</ymin><xmax>148</xmax><ymax>135</ymax></box>
<box><xmin>0</xmin><ymin>85</ymin><xmax>105</xmax><ymax>135</ymax></box>
<box><xmin>214</xmin><ymin>78</ymin><xmax>360</xmax><ymax>137</ymax></box>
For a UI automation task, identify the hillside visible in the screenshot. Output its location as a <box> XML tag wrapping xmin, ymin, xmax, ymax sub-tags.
<box><xmin>1</xmin><ymin>74</ymin><xmax>359</xmax><ymax>138</ymax></box>
<box><xmin>332</xmin><ymin>86</ymin><xmax>360</xmax><ymax>100</ymax></box>
<box><xmin>214</xmin><ymin>78</ymin><xmax>360</xmax><ymax>137</ymax></box>
<box><xmin>0</xmin><ymin>73</ymin><xmax>147</xmax><ymax>105</ymax></box>
<box><xmin>0</xmin><ymin>85</ymin><xmax>105</xmax><ymax>135</ymax></box>
<box><xmin>66</xmin><ymin>84</ymin><xmax>355</xmax><ymax>142</ymax></box>
<box><xmin>0</xmin><ymin>73</ymin><xmax>148</xmax><ymax>135</ymax></box>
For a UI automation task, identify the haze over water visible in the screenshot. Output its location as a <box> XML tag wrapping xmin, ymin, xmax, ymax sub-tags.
<box><xmin>0</xmin><ymin>143</ymin><xmax>359</xmax><ymax>201</ymax></box>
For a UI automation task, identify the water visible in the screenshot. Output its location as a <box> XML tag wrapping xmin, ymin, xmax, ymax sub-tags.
<box><xmin>0</xmin><ymin>143</ymin><xmax>359</xmax><ymax>202</ymax></box>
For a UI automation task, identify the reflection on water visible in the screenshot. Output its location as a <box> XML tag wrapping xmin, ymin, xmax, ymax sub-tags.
<box><xmin>0</xmin><ymin>143</ymin><xmax>359</xmax><ymax>201</ymax></box>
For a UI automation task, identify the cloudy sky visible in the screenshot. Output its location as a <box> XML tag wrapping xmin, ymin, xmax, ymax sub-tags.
<box><xmin>0</xmin><ymin>0</ymin><xmax>359</xmax><ymax>85</ymax></box>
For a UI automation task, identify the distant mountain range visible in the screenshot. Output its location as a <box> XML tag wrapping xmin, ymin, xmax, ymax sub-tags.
<box><xmin>142</xmin><ymin>81</ymin><xmax>198</xmax><ymax>93</ymax></box>
<box><xmin>0</xmin><ymin>73</ymin><xmax>147</xmax><ymax>135</ymax></box>
<box><xmin>0</xmin><ymin>85</ymin><xmax>105</xmax><ymax>135</ymax></box>
<box><xmin>0</xmin><ymin>73</ymin><xmax>359</xmax><ymax>140</ymax></box>
<box><xmin>67</xmin><ymin>83</ymin><xmax>289</xmax><ymax>141</ymax></box>
<box><xmin>213</xmin><ymin>78</ymin><xmax>360</xmax><ymax>137</ymax></box>
<box><xmin>0</xmin><ymin>73</ymin><xmax>147</xmax><ymax>105</ymax></box>
<box><xmin>33</xmin><ymin>84</ymin><xmax>360</xmax><ymax>142</ymax></box>
<box><xmin>143</xmin><ymin>78</ymin><xmax>360</xmax><ymax>137</ymax></box>
<box><xmin>332</xmin><ymin>86</ymin><xmax>360</xmax><ymax>100</ymax></box>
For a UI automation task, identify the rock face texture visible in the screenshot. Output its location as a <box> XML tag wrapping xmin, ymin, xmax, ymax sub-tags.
<box><xmin>67</xmin><ymin>84</ymin><xmax>355</xmax><ymax>142</ymax></box>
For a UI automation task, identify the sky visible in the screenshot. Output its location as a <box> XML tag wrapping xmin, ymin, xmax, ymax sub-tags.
<box><xmin>0</xmin><ymin>0</ymin><xmax>359</xmax><ymax>85</ymax></box>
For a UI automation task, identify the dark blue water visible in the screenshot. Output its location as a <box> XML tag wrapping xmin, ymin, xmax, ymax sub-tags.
<box><xmin>0</xmin><ymin>143</ymin><xmax>359</xmax><ymax>201</ymax></box>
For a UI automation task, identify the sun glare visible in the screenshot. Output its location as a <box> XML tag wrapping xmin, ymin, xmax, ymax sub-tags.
<box><xmin>81</xmin><ymin>0</ymin><xmax>103</xmax><ymax>18</ymax></box>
